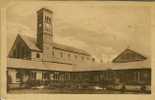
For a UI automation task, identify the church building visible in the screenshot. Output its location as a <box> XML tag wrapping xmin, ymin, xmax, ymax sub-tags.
<box><xmin>7</xmin><ymin>8</ymin><xmax>151</xmax><ymax>93</ymax></box>
<box><xmin>8</xmin><ymin>8</ymin><xmax>93</xmax><ymax>65</ymax></box>
<box><xmin>7</xmin><ymin>8</ymin><xmax>97</xmax><ymax>89</ymax></box>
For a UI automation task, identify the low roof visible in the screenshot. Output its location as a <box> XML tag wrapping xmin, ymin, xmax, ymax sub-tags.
<box><xmin>7</xmin><ymin>58</ymin><xmax>151</xmax><ymax>72</ymax></box>
<box><xmin>7</xmin><ymin>58</ymin><xmax>74</xmax><ymax>71</ymax></box>
<box><xmin>107</xmin><ymin>59</ymin><xmax>151</xmax><ymax>70</ymax></box>
<box><xmin>19</xmin><ymin>34</ymin><xmax>90</xmax><ymax>56</ymax></box>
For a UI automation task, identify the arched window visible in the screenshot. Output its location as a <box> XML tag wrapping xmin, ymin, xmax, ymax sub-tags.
<box><xmin>45</xmin><ymin>16</ymin><xmax>51</xmax><ymax>23</ymax></box>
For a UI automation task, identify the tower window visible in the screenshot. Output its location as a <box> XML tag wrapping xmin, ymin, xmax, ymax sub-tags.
<box><xmin>36</xmin><ymin>53</ymin><xmax>40</xmax><ymax>58</ymax></box>
<box><xmin>47</xmin><ymin>17</ymin><xmax>49</xmax><ymax>23</ymax></box>
<box><xmin>45</xmin><ymin>16</ymin><xmax>51</xmax><ymax>23</ymax></box>
<box><xmin>45</xmin><ymin>16</ymin><xmax>48</xmax><ymax>22</ymax></box>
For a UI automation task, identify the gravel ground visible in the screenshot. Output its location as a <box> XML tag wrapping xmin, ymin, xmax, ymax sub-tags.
<box><xmin>7</xmin><ymin>88</ymin><xmax>149</xmax><ymax>94</ymax></box>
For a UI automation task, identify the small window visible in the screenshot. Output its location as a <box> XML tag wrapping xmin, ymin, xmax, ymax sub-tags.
<box><xmin>52</xmin><ymin>51</ymin><xmax>55</xmax><ymax>56</ymax></box>
<box><xmin>92</xmin><ymin>58</ymin><xmax>95</xmax><ymax>62</ymax></box>
<box><xmin>81</xmin><ymin>56</ymin><xmax>84</xmax><ymax>60</ymax></box>
<box><xmin>68</xmin><ymin>54</ymin><xmax>71</xmax><ymax>58</ymax></box>
<box><xmin>87</xmin><ymin>57</ymin><xmax>89</xmax><ymax>60</ymax></box>
<box><xmin>49</xmin><ymin>18</ymin><xmax>51</xmax><ymax>23</ymax></box>
<box><xmin>36</xmin><ymin>53</ymin><xmax>40</xmax><ymax>58</ymax></box>
<box><xmin>60</xmin><ymin>52</ymin><xmax>63</xmax><ymax>58</ymax></box>
<box><xmin>74</xmin><ymin>55</ymin><xmax>77</xmax><ymax>59</ymax></box>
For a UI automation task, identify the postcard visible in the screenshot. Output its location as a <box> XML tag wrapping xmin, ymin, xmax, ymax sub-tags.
<box><xmin>0</xmin><ymin>1</ymin><xmax>155</xmax><ymax>100</ymax></box>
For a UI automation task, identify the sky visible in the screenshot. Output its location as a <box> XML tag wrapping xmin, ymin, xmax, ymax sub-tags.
<box><xmin>6</xmin><ymin>2</ymin><xmax>151</xmax><ymax>63</ymax></box>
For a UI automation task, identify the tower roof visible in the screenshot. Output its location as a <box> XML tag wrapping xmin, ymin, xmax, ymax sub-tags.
<box><xmin>37</xmin><ymin>8</ymin><xmax>53</xmax><ymax>14</ymax></box>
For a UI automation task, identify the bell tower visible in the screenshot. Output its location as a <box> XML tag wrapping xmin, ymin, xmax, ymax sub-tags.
<box><xmin>36</xmin><ymin>8</ymin><xmax>53</xmax><ymax>61</ymax></box>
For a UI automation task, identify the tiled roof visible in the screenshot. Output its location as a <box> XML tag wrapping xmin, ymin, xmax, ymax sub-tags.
<box><xmin>19</xmin><ymin>34</ymin><xmax>90</xmax><ymax>56</ymax></box>
<box><xmin>7</xmin><ymin>58</ymin><xmax>150</xmax><ymax>72</ymax></box>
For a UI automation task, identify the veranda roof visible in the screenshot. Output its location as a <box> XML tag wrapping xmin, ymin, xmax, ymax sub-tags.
<box><xmin>7</xmin><ymin>58</ymin><xmax>151</xmax><ymax>72</ymax></box>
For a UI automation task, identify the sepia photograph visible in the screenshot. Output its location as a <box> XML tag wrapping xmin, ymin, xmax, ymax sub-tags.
<box><xmin>3</xmin><ymin>1</ymin><xmax>151</xmax><ymax>95</ymax></box>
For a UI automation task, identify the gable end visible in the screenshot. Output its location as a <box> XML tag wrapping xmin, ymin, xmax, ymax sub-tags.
<box><xmin>8</xmin><ymin>35</ymin><xmax>32</xmax><ymax>59</ymax></box>
<box><xmin>112</xmin><ymin>49</ymin><xmax>147</xmax><ymax>63</ymax></box>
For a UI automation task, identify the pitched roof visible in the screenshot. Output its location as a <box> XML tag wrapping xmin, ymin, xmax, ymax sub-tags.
<box><xmin>112</xmin><ymin>48</ymin><xmax>147</xmax><ymax>63</ymax></box>
<box><xmin>19</xmin><ymin>34</ymin><xmax>41</xmax><ymax>51</ymax></box>
<box><xmin>19</xmin><ymin>34</ymin><xmax>90</xmax><ymax>56</ymax></box>
<box><xmin>7</xmin><ymin>58</ymin><xmax>150</xmax><ymax>72</ymax></box>
<box><xmin>52</xmin><ymin>43</ymin><xmax>90</xmax><ymax>56</ymax></box>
